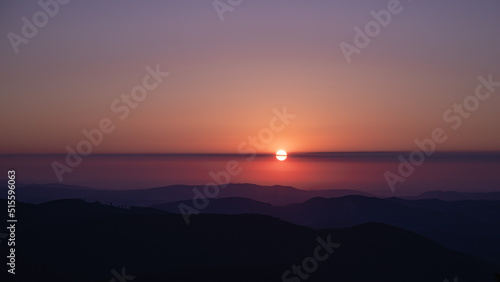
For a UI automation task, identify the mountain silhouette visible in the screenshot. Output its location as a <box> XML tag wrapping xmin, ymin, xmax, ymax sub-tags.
<box><xmin>404</xmin><ymin>190</ymin><xmax>500</xmax><ymax>201</ymax></box>
<box><xmin>153</xmin><ymin>195</ymin><xmax>500</xmax><ymax>264</ymax></box>
<box><xmin>1</xmin><ymin>198</ymin><xmax>499</xmax><ymax>281</ymax></box>
<box><xmin>6</xmin><ymin>183</ymin><xmax>373</xmax><ymax>206</ymax></box>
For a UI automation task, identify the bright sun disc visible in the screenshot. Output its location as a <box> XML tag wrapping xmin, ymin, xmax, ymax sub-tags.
<box><xmin>276</xmin><ymin>150</ymin><xmax>287</xmax><ymax>161</ymax></box>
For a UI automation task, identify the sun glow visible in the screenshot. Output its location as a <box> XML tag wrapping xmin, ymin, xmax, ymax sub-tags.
<box><xmin>276</xmin><ymin>150</ymin><xmax>287</xmax><ymax>161</ymax></box>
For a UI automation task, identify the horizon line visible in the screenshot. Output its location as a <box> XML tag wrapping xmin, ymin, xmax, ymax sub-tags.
<box><xmin>2</xmin><ymin>151</ymin><xmax>500</xmax><ymax>157</ymax></box>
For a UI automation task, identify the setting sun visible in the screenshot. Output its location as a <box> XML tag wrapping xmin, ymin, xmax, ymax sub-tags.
<box><xmin>276</xmin><ymin>150</ymin><xmax>287</xmax><ymax>161</ymax></box>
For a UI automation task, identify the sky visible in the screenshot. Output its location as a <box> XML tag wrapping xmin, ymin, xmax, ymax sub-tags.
<box><xmin>1</xmin><ymin>0</ymin><xmax>500</xmax><ymax>154</ymax></box>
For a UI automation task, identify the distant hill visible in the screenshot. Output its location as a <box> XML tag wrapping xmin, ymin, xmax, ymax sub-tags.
<box><xmin>385</xmin><ymin>197</ymin><xmax>500</xmax><ymax>222</ymax></box>
<box><xmin>152</xmin><ymin>196</ymin><xmax>279</xmax><ymax>216</ymax></box>
<box><xmin>1</xmin><ymin>198</ymin><xmax>498</xmax><ymax>281</ymax></box>
<box><xmin>405</xmin><ymin>190</ymin><xmax>500</xmax><ymax>201</ymax></box>
<box><xmin>7</xmin><ymin>181</ymin><xmax>500</xmax><ymax>207</ymax></box>
<box><xmin>2</xmin><ymin>182</ymin><xmax>373</xmax><ymax>206</ymax></box>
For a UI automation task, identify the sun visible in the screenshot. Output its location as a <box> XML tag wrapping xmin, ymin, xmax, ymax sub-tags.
<box><xmin>276</xmin><ymin>150</ymin><xmax>287</xmax><ymax>161</ymax></box>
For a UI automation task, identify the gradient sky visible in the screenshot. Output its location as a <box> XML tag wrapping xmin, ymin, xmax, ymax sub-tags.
<box><xmin>1</xmin><ymin>0</ymin><xmax>500</xmax><ymax>154</ymax></box>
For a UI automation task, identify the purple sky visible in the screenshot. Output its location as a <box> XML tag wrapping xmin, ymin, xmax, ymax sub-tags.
<box><xmin>1</xmin><ymin>0</ymin><xmax>500</xmax><ymax>154</ymax></box>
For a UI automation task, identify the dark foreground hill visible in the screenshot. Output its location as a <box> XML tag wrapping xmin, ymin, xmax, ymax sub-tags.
<box><xmin>153</xmin><ymin>195</ymin><xmax>500</xmax><ymax>264</ymax></box>
<box><xmin>1</xmin><ymin>199</ymin><xmax>499</xmax><ymax>281</ymax></box>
